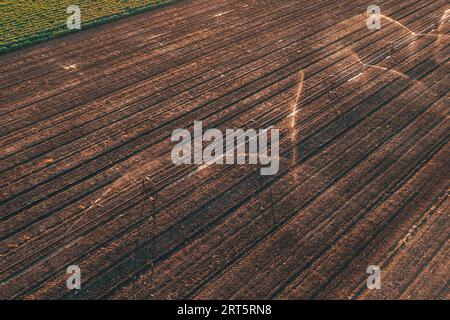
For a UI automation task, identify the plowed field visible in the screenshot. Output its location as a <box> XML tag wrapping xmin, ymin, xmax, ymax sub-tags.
<box><xmin>0</xmin><ymin>0</ymin><xmax>448</xmax><ymax>299</ymax></box>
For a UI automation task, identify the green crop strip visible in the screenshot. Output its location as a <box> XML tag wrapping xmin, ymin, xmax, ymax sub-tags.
<box><xmin>0</xmin><ymin>0</ymin><xmax>178</xmax><ymax>53</ymax></box>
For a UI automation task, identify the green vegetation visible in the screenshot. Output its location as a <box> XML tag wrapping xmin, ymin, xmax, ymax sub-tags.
<box><xmin>0</xmin><ymin>0</ymin><xmax>177</xmax><ymax>53</ymax></box>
